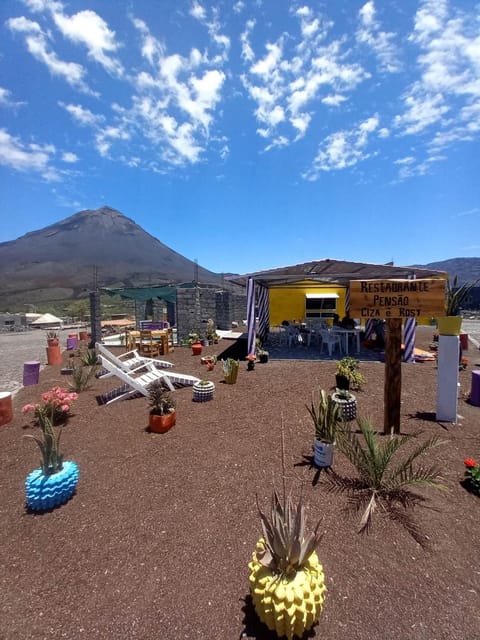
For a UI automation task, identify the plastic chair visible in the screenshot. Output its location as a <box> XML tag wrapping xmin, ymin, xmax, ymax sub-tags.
<box><xmin>320</xmin><ymin>330</ymin><xmax>342</xmax><ymax>356</ymax></box>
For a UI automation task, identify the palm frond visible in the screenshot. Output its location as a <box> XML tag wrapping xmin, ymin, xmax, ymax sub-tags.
<box><xmin>388</xmin><ymin>435</ymin><xmax>445</xmax><ymax>486</ymax></box>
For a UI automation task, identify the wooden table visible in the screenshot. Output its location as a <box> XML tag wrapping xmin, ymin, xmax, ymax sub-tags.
<box><xmin>126</xmin><ymin>329</ymin><xmax>174</xmax><ymax>354</ymax></box>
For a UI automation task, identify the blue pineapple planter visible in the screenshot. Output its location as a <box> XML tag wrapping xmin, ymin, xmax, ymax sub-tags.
<box><xmin>25</xmin><ymin>460</ymin><xmax>79</xmax><ymax>511</ymax></box>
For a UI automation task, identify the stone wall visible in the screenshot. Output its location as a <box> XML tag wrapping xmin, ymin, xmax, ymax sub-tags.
<box><xmin>176</xmin><ymin>287</ymin><xmax>246</xmax><ymax>341</ymax></box>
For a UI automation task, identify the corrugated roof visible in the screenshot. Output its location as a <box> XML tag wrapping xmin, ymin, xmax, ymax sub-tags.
<box><xmin>227</xmin><ymin>259</ymin><xmax>448</xmax><ymax>287</ymax></box>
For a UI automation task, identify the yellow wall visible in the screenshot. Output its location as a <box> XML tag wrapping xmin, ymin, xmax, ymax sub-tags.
<box><xmin>269</xmin><ymin>282</ymin><xmax>346</xmax><ymax>325</ymax></box>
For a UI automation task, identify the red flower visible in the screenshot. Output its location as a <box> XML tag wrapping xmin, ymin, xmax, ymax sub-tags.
<box><xmin>247</xmin><ymin>354</ymin><xmax>256</xmax><ymax>361</ymax></box>
<box><xmin>464</xmin><ymin>458</ymin><xmax>478</xmax><ymax>468</ymax></box>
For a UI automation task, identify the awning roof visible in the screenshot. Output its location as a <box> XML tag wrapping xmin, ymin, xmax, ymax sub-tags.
<box><xmin>101</xmin><ymin>286</ymin><xmax>177</xmax><ymax>303</ymax></box>
<box><xmin>227</xmin><ymin>259</ymin><xmax>448</xmax><ymax>288</ymax></box>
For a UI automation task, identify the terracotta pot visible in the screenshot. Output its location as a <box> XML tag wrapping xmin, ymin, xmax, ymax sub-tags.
<box><xmin>191</xmin><ymin>342</ymin><xmax>202</xmax><ymax>356</ymax></box>
<box><xmin>149</xmin><ymin>411</ymin><xmax>176</xmax><ymax>433</ymax></box>
<box><xmin>79</xmin><ymin>331</ymin><xmax>88</xmax><ymax>341</ymax></box>
<box><xmin>47</xmin><ymin>338</ymin><xmax>59</xmax><ymax>347</ymax></box>
<box><xmin>0</xmin><ymin>391</ymin><xmax>13</xmax><ymax>426</ymax></box>
<box><xmin>46</xmin><ymin>345</ymin><xmax>62</xmax><ymax>365</ymax></box>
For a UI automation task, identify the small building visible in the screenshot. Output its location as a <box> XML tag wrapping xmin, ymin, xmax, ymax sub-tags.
<box><xmin>0</xmin><ymin>313</ymin><xmax>26</xmax><ymax>332</ymax></box>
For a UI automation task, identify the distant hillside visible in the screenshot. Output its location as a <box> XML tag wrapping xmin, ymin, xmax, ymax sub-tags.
<box><xmin>414</xmin><ymin>258</ymin><xmax>480</xmax><ymax>284</ymax></box>
<box><xmin>0</xmin><ymin>206</ymin><xmax>222</xmax><ymax>305</ymax></box>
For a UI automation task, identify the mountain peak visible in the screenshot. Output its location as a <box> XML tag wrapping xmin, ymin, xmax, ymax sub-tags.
<box><xmin>0</xmin><ymin>206</ymin><xmax>220</xmax><ymax>303</ymax></box>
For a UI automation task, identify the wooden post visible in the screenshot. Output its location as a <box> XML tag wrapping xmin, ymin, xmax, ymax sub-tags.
<box><xmin>384</xmin><ymin>318</ymin><xmax>402</xmax><ymax>434</ymax></box>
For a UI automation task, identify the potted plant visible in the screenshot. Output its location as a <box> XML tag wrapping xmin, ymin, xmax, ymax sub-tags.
<box><xmin>46</xmin><ymin>331</ymin><xmax>59</xmax><ymax>347</ymax></box>
<box><xmin>200</xmin><ymin>355</ymin><xmax>217</xmax><ymax>371</ymax></box>
<box><xmin>188</xmin><ymin>332</ymin><xmax>202</xmax><ymax>355</ymax></box>
<box><xmin>335</xmin><ymin>357</ymin><xmax>365</xmax><ymax>391</ymax></box>
<box><xmin>23</xmin><ymin>393</ymin><xmax>79</xmax><ymax>511</ymax></box>
<box><xmin>192</xmin><ymin>379</ymin><xmax>215</xmax><ymax>402</ymax></box>
<box><xmin>246</xmin><ymin>354</ymin><xmax>256</xmax><ymax>371</ymax></box>
<box><xmin>307</xmin><ymin>388</ymin><xmax>343</xmax><ymax>467</ymax></box>
<box><xmin>147</xmin><ymin>380</ymin><xmax>176</xmax><ymax>433</ymax></box>
<box><xmin>249</xmin><ymin>423</ymin><xmax>327</xmax><ymax>638</ymax></box>
<box><xmin>205</xmin><ymin>318</ymin><xmax>217</xmax><ymax>345</ymax></box>
<box><xmin>438</xmin><ymin>276</ymin><xmax>479</xmax><ymax>336</ymax></box>
<box><xmin>222</xmin><ymin>358</ymin><xmax>239</xmax><ymax>384</ymax></box>
<box><xmin>331</xmin><ymin>388</ymin><xmax>357</xmax><ymax>421</ymax></box>
<box><xmin>463</xmin><ymin>458</ymin><xmax>480</xmax><ymax>496</ymax></box>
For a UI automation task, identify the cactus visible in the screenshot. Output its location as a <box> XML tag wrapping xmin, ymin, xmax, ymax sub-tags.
<box><xmin>222</xmin><ymin>358</ymin><xmax>239</xmax><ymax>384</ymax></box>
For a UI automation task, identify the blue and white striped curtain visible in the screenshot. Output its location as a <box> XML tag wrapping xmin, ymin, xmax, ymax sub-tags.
<box><xmin>364</xmin><ymin>319</ymin><xmax>375</xmax><ymax>340</ymax></box>
<box><xmin>403</xmin><ymin>317</ymin><xmax>416</xmax><ymax>362</ymax></box>
<box><xmin>403</xmin><ymin>275</ymin><xmax>416</xmax><ymax>363</ymax></box>
<box><xmin>246</xmin><ymin>277</ymin><xmax>256</xmax><ymax>356</ymax></box>
<box><xmin>344</xmin><ymin>285</ymin><xmax>350</xmax><ymax>315</ymax></box>
<box><xmin>257</xmin><ymin>283</ymin><xmax>269</xmax><ymax>343</ymax></box>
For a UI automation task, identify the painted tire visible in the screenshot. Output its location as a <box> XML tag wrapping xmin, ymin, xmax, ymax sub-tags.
<box><xmin>192</xmin><ymin>381</ymin><xmax>215</xmax><ymax>402</ymax></box>
<box><xmin>26</xmin><ymin>460</ymin><xmax>79</xmax><ymax>511</ymax></box>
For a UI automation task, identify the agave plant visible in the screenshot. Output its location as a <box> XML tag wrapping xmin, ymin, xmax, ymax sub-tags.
<box><xmin>445</xmin><ymin>275</ymin><xmax>479</xmax><ymax>316</ymax></box>
<box><xmin>327</xmin><ymin>417</ymin><xmax>446</xmax><ymax>545</ymax></box>
<box><xmin>256</xmin><ymin>488</ymin><xmax>322</xmax><ymax>578</ymax></box>
<box><xmin>248</xmin><ymin>422</ymin><xmax>327</xmax><ymax>639</ymax></box>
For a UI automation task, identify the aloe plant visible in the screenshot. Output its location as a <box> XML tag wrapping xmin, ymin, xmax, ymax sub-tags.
<box><xmin>24</xmin><ymin>414</ymin><xmax>63</xmax><ymax>475</ymax></box>
<box><xmin>445</xmin><ymin>275</ymin><xmax>479</xmax><ymax>315</ymax></box>
<box><xmin>307</xmin><ymin>388</ymin><xmax>343</xmax><ymax>444</ymax></box>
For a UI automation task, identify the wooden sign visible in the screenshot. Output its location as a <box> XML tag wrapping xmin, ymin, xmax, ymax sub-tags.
<box><xmin>349</xmin><ymin>278</ymin><xmax>445</xmax><ymax>319</ymax></box>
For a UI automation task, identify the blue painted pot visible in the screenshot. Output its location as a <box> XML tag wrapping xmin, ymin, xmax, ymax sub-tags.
<box><xmin>25</xmin><ymin>460</ymin><xmax>79</xmax><ymax>511</ymax></box>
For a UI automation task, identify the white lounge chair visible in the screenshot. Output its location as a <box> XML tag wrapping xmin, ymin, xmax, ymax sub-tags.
<box><xmin>96</xmin><ymin>342</ymin><xmax>173</xmax><ymax>374</ymax></box>
<box><xmin>97</xmin><ymin>356</ymin><xmax>200</xmax><ymax>405</ymax></box>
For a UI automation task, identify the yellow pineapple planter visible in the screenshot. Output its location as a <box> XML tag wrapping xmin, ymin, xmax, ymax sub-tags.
<box><xmin>249</xmin><ymin>538</ymin><xmax>327</xmax><ymax>639</ymax></box>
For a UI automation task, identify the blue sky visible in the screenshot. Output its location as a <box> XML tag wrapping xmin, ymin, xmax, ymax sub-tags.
<box><xmin>1</xmin><ymin>0</ymin><xmax>479</xmax><ymax>275</ymax></box>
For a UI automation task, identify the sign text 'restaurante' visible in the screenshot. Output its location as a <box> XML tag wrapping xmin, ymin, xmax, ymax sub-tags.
<box><xmin>349</xmin><ymin>278</ymin><xmax>446</xmax><ymax>319</ymax></box>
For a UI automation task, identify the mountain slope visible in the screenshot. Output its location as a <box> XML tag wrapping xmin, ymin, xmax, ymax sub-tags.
<box><xmin>415</xmin><ymin>258</ymin><xmax>480</xmax><ymax>284</ymax></box>
<box><xmin>0</xmin><ymin>206</ymin><xmax>220</xmax><ymax>303</ymax></box>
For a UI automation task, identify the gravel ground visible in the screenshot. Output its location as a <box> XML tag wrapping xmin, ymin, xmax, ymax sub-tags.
<box><xmin>0</xmin><ymin>326</ymin><xmax>479</xmax><ymax>640</ymax></box>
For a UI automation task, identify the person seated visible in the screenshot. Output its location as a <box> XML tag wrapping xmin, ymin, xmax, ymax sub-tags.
<box><xmin>340</xmin><ymin>313</ymin><xmax>356</xmax><ymax>330</ymax></box>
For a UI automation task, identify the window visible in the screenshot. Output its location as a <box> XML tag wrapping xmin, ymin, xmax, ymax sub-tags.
<box><xmin>305</xmin><ymin>293</ymin><xmax>339</xmax><ymax>318</ymax></box>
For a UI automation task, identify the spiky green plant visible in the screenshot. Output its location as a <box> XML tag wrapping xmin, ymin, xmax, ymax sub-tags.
<box><xmin>249</xmin><ymin>420</ymin><xmax>327</xmax><ymax>639</ymax></box>
<box><xmin>327</xmin><ymin>417</ymin><xmax>446</xmax><ymax>545</ymax></box>
<box><xmin>256</xmin><ymin>488</ymin><xmax>322</xmax><ymax>578</ymax></box>
<box><xmin>445</xmin><ymin>275</ymin><xmax>479</xmax><ymax>315</ymax></box>
<box><xmin>24</xmin><ymin>414</ymin><xmax>63</xmax><ymax>475</ymax></box>
<box><xmin>69</xmin><ymin>362</ymin><xmax>97</xmax><ymax>392</ymax></box>
<box><xmin>221</xmin><ymin>358</ymin><xmax>239</xmax><ymax>384</ymax></box>
<box><xmin>307</xmin><ymin>388</ymin><xmax>343</xmax><ymax>444</ymax></box>
<box><xmin>80</xmin><ymin>348</ymin><xmax>100</xmax><ymax>367</ymax></box>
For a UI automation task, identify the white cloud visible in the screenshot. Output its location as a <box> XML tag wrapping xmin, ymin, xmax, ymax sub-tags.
<box><xmin>303</xmin><ymin>114</ymin><xmax>380</xmax><ymax>179</ymax></box>
<box><xmin>59</xmin><ymin>102</ymin><xmax>104</xmax><ymax>126</ymax></box>
<box><xmin>127</xmin><ymin>17</ymin><xmax>226</xmax><ymax>165</ymax></box>
<box><xmin>0</xmin><ymin>86</ymin><xmax>26</xmax><ymax>108</ymax></box>
<box><xmin>356</xmin><ymin>1</ymin><xmax>401</xmax><ymax>73</ymax></box>
<box><xmin>394</xmin><ymin>156</ymin><xmax>415</xmax><ymax>165</ymax></box>
<box><xmin>61</xmin><ymin>152</ymin><xmax>78</xmax><ymax>163</ymax></box>
<box><xmin>394</xmin><ymin>0</ymin><xmax>480</xmax><ymax>153</ymax></box>
<box><xmin>7</xmin><ymin>16</ymin><xmax>94</xmax><ymax>94</ymax></box>
<box><xmin>190</xmin><ymin>1</ymin><xmax>206</xmax><ymax>21</ymax></box>
<box><xmin>95</xmin><ymin>125</ymin><xmax>130</xmax><ymax>158</ymax></box>
<box><xmin>0</xmin><ymin>128</ymin><xmax>59</xmax><ymax>180</ymax></box>
<box><xmin>52</xmin><ymin>9</ymin><xmax>123</xmax><ymax>76</ymax></box>
<box><xmin>242</xmin><ymin>10</ymin><xmax>369</xmax><ymax>148</ymax></box>
<box><xmin>321</xmin><ymin>94</ymin><xmax>346</xmax><ymax>107</ymax></box>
